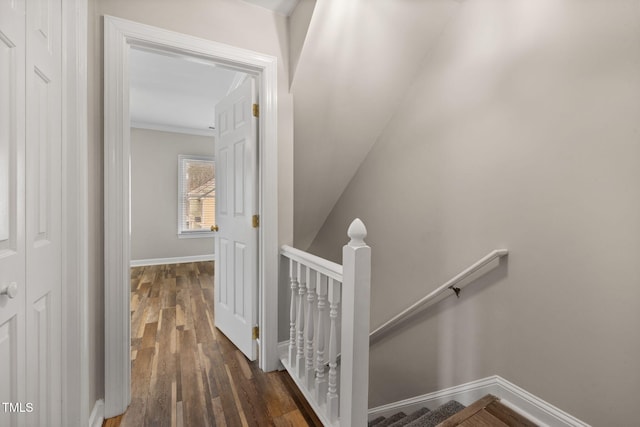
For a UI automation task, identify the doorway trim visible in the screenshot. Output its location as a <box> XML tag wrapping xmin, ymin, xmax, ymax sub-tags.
<box><xmin>104</xmin><ymin>16</ymin><xmax>279</xmax><ymax>418</ymax></box>
<box><xmin>61</xmin><ymin>0</ymin><xmax>89</xmax><ymax>425</ymax></box>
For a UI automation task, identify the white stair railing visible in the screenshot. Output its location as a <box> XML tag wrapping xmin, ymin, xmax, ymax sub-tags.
<box><xmin>279</xmin><ymin>219</ymin><xmax>371</xmax><ymax>427</ymax></box>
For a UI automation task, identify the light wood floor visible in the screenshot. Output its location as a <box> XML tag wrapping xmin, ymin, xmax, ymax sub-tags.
<box><xmin>103</xmin><ymin>262</ymin><xmax>322</xmax><ymax>427</ymax></box>
<box><xmin>439</xmin><ymin>395</ymin><xmax>538</xmax><ymax>427</ymax></box>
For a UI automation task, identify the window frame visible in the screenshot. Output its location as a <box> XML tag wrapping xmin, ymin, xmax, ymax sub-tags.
<box><xmin>177</xmin><ymin>154</ymin><xmax>216</xmax><ymax>239</ymax></box>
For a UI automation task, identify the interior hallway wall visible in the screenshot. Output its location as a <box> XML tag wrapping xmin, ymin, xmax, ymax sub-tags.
<box><xmin>130</xmin><ymin>128</ymin><xmax>215</xmax><ymax>261</ymax></box>
<box><xmin>309</xmin><ymin>1</ymin><xmax>640</xmax><ymax>425</ymax></box>
<box><xmin>87</xmin><ymin>0</ymin><xmax>294</xmax><ymax>414</ymax></box>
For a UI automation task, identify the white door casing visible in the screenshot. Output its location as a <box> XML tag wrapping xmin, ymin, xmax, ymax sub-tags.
<box><xmin>214</xmin><ymin>78</ymin><xmax>259</xmax><ymax>360</ymax></box>
<box><xmin>104</xmin><ymin>16</ymin><xmax>279</xmax><ymax>418</ymax></box>
<box><xmin>0</xmin><ymin>0</ymin><xmax>63</xmax><ymax>426</ymax></box>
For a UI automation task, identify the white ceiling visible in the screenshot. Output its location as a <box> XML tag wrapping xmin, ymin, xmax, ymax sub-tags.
<box><xmin>129</xmin><ymin>48</ymin><xmax>246</xmax><ymax>136</ymax></box>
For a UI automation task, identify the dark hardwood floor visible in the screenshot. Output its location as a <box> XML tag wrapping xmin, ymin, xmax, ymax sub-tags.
<box><xmin>103</xmin><ymin>262</ymin><xmax>322</xmax><ymax>427</ymax></box>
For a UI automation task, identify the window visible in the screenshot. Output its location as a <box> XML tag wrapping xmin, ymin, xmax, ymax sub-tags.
<box><xmin>178</xmin><ymin>155</ymin><xmax>215</xmax><ymax>238</ymax></box>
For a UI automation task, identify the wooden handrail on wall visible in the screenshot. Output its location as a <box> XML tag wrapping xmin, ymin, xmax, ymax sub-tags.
<box><xmin>369</xmin><ymin>249</ymin><xmax>508</xmax><ymax>343</ymax></box>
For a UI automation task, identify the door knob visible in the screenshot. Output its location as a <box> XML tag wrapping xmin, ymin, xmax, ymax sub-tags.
<box><xmin>0</xmin><ymin>282</ymin><xmax>18</xmax><ymax>299</ymax></box>
<box><xmin>210</xmin><ymin>225</ymin><xmax>219</xmax><ymax>232</ymax></box>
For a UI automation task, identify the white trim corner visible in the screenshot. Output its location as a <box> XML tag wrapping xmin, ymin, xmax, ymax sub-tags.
<box><xmin>89</xmin><ymin>399</ymin><xmax>105</xmax><ymax>427</ymax></box>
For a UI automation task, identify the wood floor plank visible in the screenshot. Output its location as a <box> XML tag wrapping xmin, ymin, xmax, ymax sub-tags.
<box><xmin>458</xmin><ymin>409</ymin><xmax>509</xmax><ymax>427</ymax></box>
<box><xmin>104</xmin><ymin>261</ymin><xmax>322</xmax><ymax>427</ymax></box>
<box><xmin>176</xmin><ymin>288</ymin><xmax>194</xmax><ymax>331</ymax></box>
<box><xmin>212</xmin><ymin>396</ymin><xmax>229</xmax><ymax>427</ymax></box>
<box><xmin>485</xmin><ymin>401</ymin><xmax>539</xmax><ymax>427</ymax></box>
<box><xmin>222</xmin><ymin>349</ymin><xmax>271</xmax><ymax>427</ymax></box>
<box><xmin>146</xmin><ymin>297</ymin><xmax>162</xmax><ymax>324</ymax></box>
<box><xmin>119</xmin><ymin>397</ymin><xmax>146</xmax><ymax>427</ymax></box>
<box><xmin>273</xmin><ymin>409</ymin><xmax>309</xmax><ymax>427</ymax></box>
<box><xmin>224</xmin><ymin>364</ymin><xmax>250</xmax><ymax>427</ymax></box>
<box><xmin>131</xmin><ymin>297</ymin><xmax>149</xmax><ymax>340</ymax></box>
<box><xmin>146</xmin><ymin>308</ymin><xmax>176</xmax><ymax>427</ymax></box>
<box><xmin>192</xmin><ymin>291</ymin><xmax>215</xmax><ymax>344</ymax></box>
<box><xmin>199</xmin><ymin>343</ymin><xmax>221</xmax><ymax>399</ymax></box>
<box><xmin>437</xmin><ymin>394</ymin><xmax>500</xmax><ymax>427</ymax></box>
<box><xmin>140</xmin><ymin>321</ymin><xmax>158</xmax><ymax>349</ymax></box>
<box><xmin>179</xmin><ymin>329</ymin><xmax>210</xmax><ymax>427</ymax></box>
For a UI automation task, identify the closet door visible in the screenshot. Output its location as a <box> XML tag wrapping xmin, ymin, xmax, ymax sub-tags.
<box><xmin>0</xmin><ymin>0</ymin><xmax>63</xmax><ymax>425</ymax></box>
<box><xmin>24</xmin><ymin>0</ymin><xmax>62</xmax><ymax>425</ymax></box>
<box><xmin>0</xmin><ymin>1</ymin><xmax>27</xmax><ymax>425</ymax></box>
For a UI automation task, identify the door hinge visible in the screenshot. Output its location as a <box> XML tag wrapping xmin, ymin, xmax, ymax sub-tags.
<box><xmin>252</xmin><ymin>103</ymin><xmax>259</xmax><ymax>118</ymax></box>
<box><xmin>252</xmin><ymin>214</ymin><xmax>259</xmax><ymax>228</ymax></box>
<box><xmin>252</xmin><ymin>326</ymin><xmax>259</xmax><ymax>340</ymax></box>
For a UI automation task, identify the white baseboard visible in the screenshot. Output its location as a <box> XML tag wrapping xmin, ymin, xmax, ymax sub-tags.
<box><xmin>368</xmin><ymin>376</ymin><xmax>590</xmax><ymax>427</ymax></box>
<box><xmin>130</xmin><ymin>254</ymin><xmax>215</xmax><ymax>267</ymax></box>
<box><xmin>89</xmin><ymin>399</ymin><xmax>104</xmax><ymax>427</ymax></box>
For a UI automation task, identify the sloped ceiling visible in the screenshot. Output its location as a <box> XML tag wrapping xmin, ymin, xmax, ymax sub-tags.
<box><xmin>292</xmin><ymin>0</ymin><xmax>461</xmax><ymax>248</ymax></box>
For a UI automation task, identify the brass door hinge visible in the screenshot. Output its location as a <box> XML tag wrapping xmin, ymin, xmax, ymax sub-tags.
<box><xmin>252</xmin><ymin>214</ymin><xmax>259</xmax><ymax>228</ymax></box>
<box><xmin>252</xmin><ymin>103</ymin><xmax>259</xmax><ymax>118</ymax></box>
<box><xmin>252</xmin><ymin>326</ymin><xmax>259</xmax><ymax>340</ymax></box>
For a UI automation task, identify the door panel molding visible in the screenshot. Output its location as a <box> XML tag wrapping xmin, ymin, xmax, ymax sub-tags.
<box><xmin>104</xmin><ymin>15</ymin><xmax>279</xmax><ymax>418</ymax></box>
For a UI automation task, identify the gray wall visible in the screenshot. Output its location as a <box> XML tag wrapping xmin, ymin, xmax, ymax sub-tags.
<box><xmin>309</xmin><ymin>1</ymin><xmax>640</xmax><ymax>425</ymax></box>
<box><xmin>131</xmin><ymin>128</ymin><xmax>214</xmax><ymax>261</ymax></box>
<box><xmin>88</xmin><ymin>0</ymin><xmax>293</xmax><ymax>414</ymax></box>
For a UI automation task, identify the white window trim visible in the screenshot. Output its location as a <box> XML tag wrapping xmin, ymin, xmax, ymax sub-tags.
<box><xmin>177</xmin><ymin>154</ymin><xmax>215</xmax><ymax>238</ymax></box>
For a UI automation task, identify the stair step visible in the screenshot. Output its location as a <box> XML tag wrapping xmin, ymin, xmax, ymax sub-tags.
<box><xmin>374</xmin><ymin>411</ymin><xmax>407</xmax><ymax>427</ymax></box>
<box><xmin>387</xmin><ymin>407</ymin><xmax>431</xmax><ymax>427</ymax></box>
<box><xmin>369</xmin><ymin>416</ymin><xmax>386</xmax><ymax>427</ymax></box>
<box><xmin>405</xmin><ymin>401</ymin><xmax>466</xmax><ymax>427</ymax></box>
<box><xmin>438</xmin><ymin>394</ymin><xmax>539</xmax><ymax>427</ymax></box>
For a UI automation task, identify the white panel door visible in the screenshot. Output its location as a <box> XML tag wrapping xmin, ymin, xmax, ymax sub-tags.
<box><xmin>0</xmin><ymin>1</ymin><xmax>27</xmax><ymax>425</ymax></box>
<box><xmin>214</xmin><ymin>78</ymin><xmax>259</xmax><ymax>360</ymax></box>
<box><xmin>25</xmin><ymin>0</ymin><xmax>62</xmax><ymax>424</ymax></box>
<box><xmin>0</xmin><ymin>0</ymin><xmax>62</xmax><ymax>426</ymax></box>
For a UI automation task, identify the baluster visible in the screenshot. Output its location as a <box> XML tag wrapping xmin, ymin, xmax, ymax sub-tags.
<box><xmin>326</xmin><ymin>278</ymin><xmax>341</xmax><ymax>422</ymax></box>
<box><xmin>305</xmin><ymin>269</ymin><xmax>317</xmax><ymax>389</ymax></box>
<box><xmin>314</xmin><ymin>274</ymin><xmax>328</xmax><ymax>404</ymax></box>
<box><xmin>296</xmin><ymin>263</ymin><xmax>306</xmax><ymax>378</ymax></box>
<box><xmin>288</xmin><ymin>259</ymin><xmax>298</xmax><ymax>365</ymax></box>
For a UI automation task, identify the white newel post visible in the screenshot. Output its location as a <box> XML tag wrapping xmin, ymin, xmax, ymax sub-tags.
<box><xmin>340</xmin><ymin>218</ymin><xmax>371</xmax><ymax>427</ymax></box>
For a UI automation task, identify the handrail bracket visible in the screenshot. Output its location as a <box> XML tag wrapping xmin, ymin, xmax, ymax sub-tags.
<box><xmin>449</xmin><ymin>286</ymin><xmax>461</xmax><ymax>298</ymax></box>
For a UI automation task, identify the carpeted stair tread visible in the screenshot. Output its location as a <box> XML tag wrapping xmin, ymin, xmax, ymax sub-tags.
<box><xmin>374</xmin><ymin>411</ymin><xmax>407</xmax><ymax>427</ymax></box>
<box><xmin>369</xmin><ymin>416</ymin><xmax>386</xmax><ymax>426</ymax></box>
<box><xmin>387</xmin><ymin>407</ymin><xmax>431</xmax><ymax>427</ymax></box>
<box><xmin>404</xmin><ymin>401</ymin><xmax>466</xmax><ymax>427</ymax></box>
